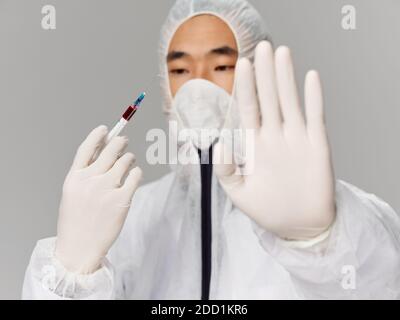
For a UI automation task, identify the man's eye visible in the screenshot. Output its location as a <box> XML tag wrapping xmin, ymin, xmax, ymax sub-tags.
<box><xmin>169</xmin><ymin>69</ymin><xmax>189</xmax><ymax>75</ymax></box>
<box><xmin>215</xmin><ymin>65</ymin><xmax>235</xmax><ymax>72</ymax></box>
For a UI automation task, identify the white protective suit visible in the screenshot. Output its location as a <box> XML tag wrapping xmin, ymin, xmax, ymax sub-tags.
<box><xmin>23</xmin><ymin>0</ymin><xmax>400</xmax><ymax>299</ymax></box>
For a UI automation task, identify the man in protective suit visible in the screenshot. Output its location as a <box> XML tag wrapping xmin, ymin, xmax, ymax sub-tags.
<box><xmin>23</xmin><ymin>0</ymin><xmax>400</xmax><ymax>299</ymax></box>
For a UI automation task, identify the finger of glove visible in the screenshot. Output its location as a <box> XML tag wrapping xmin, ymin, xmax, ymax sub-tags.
<box><xmin>304</xmin><ymin>70</ymin><xmax>328</xmax><ymax>146</ymax></box>
<box><xmin>88</xmin><ymin>136</ymin><xmax>129</xmax><ymax>175</ymax></box>
<box><xmin>117</xmin><ymin>167</ymin><xmax>143</xmax><ymax>204</ymax></box>
<box><xmin>104</xmin><ymin>152</ymin><xmax>136</xmax><ymax>187</ymax></box>
<box><xmin>275</xmin><ymin>46</ymin><xmax>305</xmax><ymax>129</ymax></box>
<box><xmin>71</xmin><ymin>125</ymin><xmax>108</xmax><ymax>170</ymax></box>
<box><xmin>254</xmin><ymin>41</ymin><xmax>282</xmax><ymax>130</ymax></box>
<box><xmin>236</xmin><ymin>58</ymin><xmax>261</xmax><ymax>130</ymax></box>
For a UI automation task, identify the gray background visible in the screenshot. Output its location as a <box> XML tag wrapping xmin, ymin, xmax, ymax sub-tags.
<box><xmin>0</xmin><ymin>0</ymin><xmax>399</xmax><ymax>299</ymax></box>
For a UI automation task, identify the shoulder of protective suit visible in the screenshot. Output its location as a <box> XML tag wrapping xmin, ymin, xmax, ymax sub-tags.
<box><xmin>335</xmin><ymin>179</ymin><xmax>400</xmax><ymax>240</ymax></box>
<box><xmin>336</xmin><ymin>179</ymin><xmax>396</xmax><ymax>212</ymax></box>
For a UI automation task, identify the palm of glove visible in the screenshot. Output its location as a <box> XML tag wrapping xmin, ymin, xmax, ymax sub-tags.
<box><xmin>58</xmin><ymin>169</ymin><xmax>128</xmax><ymax>269</ymax></box>
<box><xmin>214</xmin><ymin>42</ymin><xmax>336</xmax><ymax>240</ymax></box>
<box><xmin>56</xmin><ymin>127</ymin><xmax>142</xmax><ymax>273</ymax></box>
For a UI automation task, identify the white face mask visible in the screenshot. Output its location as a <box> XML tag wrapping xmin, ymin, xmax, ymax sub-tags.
<box><xmin>170</xmin><ymin>79</ymin><xmax>232</xmax><ymax>150</ymax></box>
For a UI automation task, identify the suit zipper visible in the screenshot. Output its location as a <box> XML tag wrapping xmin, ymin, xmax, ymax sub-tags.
<box><xmin>198</xmin><ymin>147</ymin><xmax>213</xmax><ymax>300</ymax></box>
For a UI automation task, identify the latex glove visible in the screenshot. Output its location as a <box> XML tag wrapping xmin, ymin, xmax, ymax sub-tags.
<box><xmin>214</xmin><ymin>41</ymin><xmax>336</xmax><ymax>241</ymax></box>
<box><xmin>55</xmin><ymin>125</ymin><xmax>142</xmax><ymax>274</ymax></box>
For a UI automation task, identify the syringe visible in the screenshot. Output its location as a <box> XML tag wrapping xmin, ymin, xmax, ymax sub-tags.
<box><xmin>105</xmin><ymin>92</ymin><xmax>146</xmax><ymax>144</ymax></box>
<box><xmin>92</xmin><ymin>92</ymin><xmax>146</xmax><ymax>161</ymax></box>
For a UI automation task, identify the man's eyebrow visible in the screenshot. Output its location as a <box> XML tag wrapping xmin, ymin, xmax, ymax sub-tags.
<box><xmin>166</xmin><ymin>51</ymin><xmax>188</xmax><ymax>62</ymax></box>
<box><xmin>209</xmin><ymin>46</ymin><xmax>238</xmax><ymax>56</ymax></box>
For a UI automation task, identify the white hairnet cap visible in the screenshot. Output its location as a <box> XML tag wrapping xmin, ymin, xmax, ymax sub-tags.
<box><xmin>159</xmin><ymin>0</ymin><xmax>271</xmax><ymax>113</ymax></box>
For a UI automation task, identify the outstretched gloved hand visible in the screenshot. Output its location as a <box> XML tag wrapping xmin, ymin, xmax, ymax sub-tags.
<box><xmin>214</xmin><ymin>41</ymin><xmax>336</xmax><ymax>241</ymax></box>
<box><xmin>55</xmin><ymin>125</ymin><xmax>142</xmax><ymax>274</ymax></box>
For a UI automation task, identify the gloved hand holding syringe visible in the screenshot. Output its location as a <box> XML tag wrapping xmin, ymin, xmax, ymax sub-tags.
<box><xmin>92</xmin><ymin>92</ymin><xmax>146</xmax><ymax>160</ymax></box>
<box><xmin>55</xmin><ymin>92</ymin><xmax>146</xmax><ymax>274</ymax></box>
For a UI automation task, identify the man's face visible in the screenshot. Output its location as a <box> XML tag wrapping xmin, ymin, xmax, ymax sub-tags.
<box><xmin>167</xmin><ymin>15</ymin><xmax>238</xmax><ymax>97</ymax></box>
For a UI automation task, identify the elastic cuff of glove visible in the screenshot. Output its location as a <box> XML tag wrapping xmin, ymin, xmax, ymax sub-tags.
<box><xmin>54</xmin><ymin>252</ymin><xmax>105</xmax><ymax>275</ymax></box>
<box><xmin>277</xmin><ymin>225</ymin><xmax>333</xmax><ymax>249</ymax></box>
<box><xmin>251</xmin><ymin>220</ymin><xmax>335</xmax><ymax>251</ymax></box>
<box><xmin>52</xmin><ymin>254</ymin><xmax>109</xmax><ymax>278</ymax></box>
